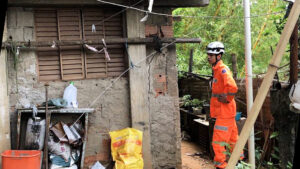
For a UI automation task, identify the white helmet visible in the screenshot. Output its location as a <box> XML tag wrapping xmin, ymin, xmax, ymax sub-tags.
<box><xmin>206</xmin><ymin>41</ymin><xmax>225</xmax><ymax>55</ymax></box>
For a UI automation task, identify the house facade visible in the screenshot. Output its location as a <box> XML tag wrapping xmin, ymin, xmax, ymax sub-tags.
<box><xmin>0</xmin><ymin>0</ymin><xmax>209</xmax><ymax>168</ymax></box>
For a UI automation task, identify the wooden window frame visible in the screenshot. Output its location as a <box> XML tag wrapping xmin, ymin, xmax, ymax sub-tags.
<box><xmin>35</xmin><ymin>7</ymin><xmax>127</xmax><ymax>82</ymax></box>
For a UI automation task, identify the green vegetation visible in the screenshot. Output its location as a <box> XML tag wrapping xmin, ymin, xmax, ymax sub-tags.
<box><xmin>173</xmin><ymin>0</ymin><xmax>291</xmax><ymax>80</ymax></box>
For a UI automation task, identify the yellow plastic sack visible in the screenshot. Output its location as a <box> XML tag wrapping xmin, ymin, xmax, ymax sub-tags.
<box><xmin>109</xmin><ymin>128</ymin><xmax>144</xmax><ymax>169</ymax></box>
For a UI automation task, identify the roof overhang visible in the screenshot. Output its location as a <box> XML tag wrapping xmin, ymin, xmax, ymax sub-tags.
<box><xmin>8</xmin><ymin>0</ymin><xmax>209</xmax><ymax>8</ymax></box>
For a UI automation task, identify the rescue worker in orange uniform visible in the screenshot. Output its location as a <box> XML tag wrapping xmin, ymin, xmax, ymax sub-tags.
<box><xmin>206</xmin><ymin>41</ymin><xmax>242</xmax><ymax>169</ymax></box>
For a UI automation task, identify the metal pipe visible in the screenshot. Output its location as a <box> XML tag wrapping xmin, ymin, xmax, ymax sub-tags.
<box><xmin>243</xmin><ymin>0</ymin><xmax>255</xmax><ymax>168</ymax></box>
<box><xmin>44</xmin><ymin>83</ymin><xmax>50</xmax><ymax>169</ymax></box>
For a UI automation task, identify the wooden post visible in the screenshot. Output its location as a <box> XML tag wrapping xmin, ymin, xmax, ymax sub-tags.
<box><xmin>226</xmin><ymin>1</ymin><xmax>300</xmax><ymax>168</ymax></box>
<box><xmin>231</xmin><ymin>54</ymin><xmax>237</xmax><ymax>79</ymax></box>
<box><xmin>188</xmin><ymin>49</ymin><xmax>194</xmax><ymax>73</ymax></box>
<box><xmin>290</xmin><ymin>20</ymin><xmax>298</xmax><ymax>84</ymax></box>
<box><xmin>189</xmin><ymin>49</ymin><xmax>194</xmax><ymax>73</ymax></box>
<box><xmin>126</xmin><ymin>9</ymin><xmax>153</xmax><ymax>168</ymax></box>
<box><xmin>44</xmin><ymin>83</ymin><xmax>50</xmax><ymax>169</ymax></box>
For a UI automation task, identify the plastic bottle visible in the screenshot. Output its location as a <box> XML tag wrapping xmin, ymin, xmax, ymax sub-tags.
<box><xmin>63</xmin><ymin>81</ymin><xmax>78</xmax><ymax>108</ymax></box>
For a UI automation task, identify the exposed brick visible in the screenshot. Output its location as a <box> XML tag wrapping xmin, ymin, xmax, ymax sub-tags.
<box><xmin>145</xmin><ymin>25</ymin><xmax>158</xmax><ymax>37</ymax></box>
<box><xmin>161</xmin><ymin>26</ymin><xmax>173</xmax><ymax>38</ymax></box>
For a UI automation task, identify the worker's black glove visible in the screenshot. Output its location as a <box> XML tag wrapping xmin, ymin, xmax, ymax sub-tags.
<box><xmin>218</xmin><ymin>94</ymin><xmax>229</xmax><ymax>104</ymax></box>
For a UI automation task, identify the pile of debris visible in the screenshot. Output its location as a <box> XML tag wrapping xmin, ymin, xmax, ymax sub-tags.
<box><xmin>48</xmin><ymin>121</ymin><xmax>84</xmax><ymax>169</ymax></box>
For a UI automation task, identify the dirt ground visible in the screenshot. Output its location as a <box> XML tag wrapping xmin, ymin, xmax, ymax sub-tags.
<box><xmin>181</xmin><ymin>140</ymin><xmax>215</xmax><ymax>169</ymax></box>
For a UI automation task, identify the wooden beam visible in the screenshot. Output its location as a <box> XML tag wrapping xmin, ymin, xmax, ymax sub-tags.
<box><xmin>226</xmin><ymin>1</ymin><xmax>300</xmax><ymax>168</ymax></box>
<box><xmin>8</xmin><ymin>0</ymin><xmax>209</xmax><ymax>7</ymax></box>
<box><xmin>127</xmin><ymin>8</ymin><xmax>153</xmax><ymax>168</ymax></box>
<box><xmin>290</xmin><ymin>20</ymin><xmax>298</xmax><ymax>84</ymax></box>
<box><xmin>2</xmin><ymin>38</ymin><xmax>201</xmax><ymax>49</ymax></box>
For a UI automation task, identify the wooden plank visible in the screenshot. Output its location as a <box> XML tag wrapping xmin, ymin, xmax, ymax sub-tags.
<box><xmin>35</xmin><ymin>17</ymin><xmax>57</xmax><ymax>23</ymax></box>
<box><xmin>59</xmin><ymin>26</ymin><xmax>80</xmax><ymax>31</ymax></box>
<box><xmin>35</xmin><ymin>22</ymin><xmax>57</xmax><ymax>27</ymax></box>
<box><xmin>87</xmin><ymin>63</ymin><xmax>106</xmax><ymax>68</ymax></box>
<box><xmin>62</xmin><ymin>60</ymin><xmax>82</xmax><ymax>65</ymax></box>
<box><xmin>36</xmin><ymin>27</ymin><xmax>57</xmax><ymax>32</ymax></box>
<box><xmin>60</xmin><ymin>35</ymin><xmax>81</xmax><ymax>40</ymax></box>
<box><xmin>62</xmin><ymin>74</ymin><xmax>84</xmax><ymax>80</ymax></box>
<box><xmin>39</xmin><ymin>65</ymin><xmax>60</xmax><ymax>71</ymax></box>
<box><xmin>39</xmin><ymin>60</ymin><xmax>60</xmax><ymax>66</ymax></box>
<box><xmin>86</xmin><ymin>58</ymin><xmax>106</xmax><ymax>64</ymax></box>
<box><xmin>36</xmin><ymin>32</ymin><xmax>58</xmax><ymax>37</ymax></box>
<box><xmin>35</xmin><ymin>13</ymin><xmax>56</xmax><ymax>18</ymax></box>
<box><xmin>108</xmin><ymin>58</ymin><xmax>124</xmax><ymax>63</ymax></box>
<box><xmin>60</xmin><ymin>31</ymin><xmax>81</xmax><ymax>36</ymax></box>
<box><xmin>63</xmin><ymin>64</ymin><xmax>83</xmax><ymax>70</ymax></box>
<box><xmin>63</xmin><ymin>69</ymin><xmax>83</xmax><ymax>74</ymax></box>
<box><xmin>38</xmin><ymin>51</ymin><xmax>59</xmax><ymax>56</ymax></box>
<box><xmin>126</xmin><ymin>9</ymin><xmax>152</xmax><ymax>169</ymax></box>
<box><xmin>38</xmin><ymin>56</ymin><xmax>59</xmax><ymax>61</ymax></box>
<box><xmin>61</xmin><ymin>55</ymin><xmax>81</xmax><ymax>60</ymax></box>
<box><xmin>87</xmin><ymin>67</ymin><xmax>106</xmax><ymax>73</ymax></box>
<box><xmin>226</xmin><ymin>1</ymin><xmax>300</xmax><ymax>168</ymax></box>
<box><xmin>36</xmin><ymin>37</ymin><xmax>58</xmax><ymax>41</ymax></box>
<box><xmin>40</xmin><ymin>70</ymin><xmax>60</xmax><ymax>75</ymax></box>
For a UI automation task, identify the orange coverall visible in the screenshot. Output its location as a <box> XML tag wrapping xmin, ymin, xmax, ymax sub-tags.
<box><xmin>210</xmin><ymin>60</ymin><xmax>242</xmax><ymax>168</ymax></box>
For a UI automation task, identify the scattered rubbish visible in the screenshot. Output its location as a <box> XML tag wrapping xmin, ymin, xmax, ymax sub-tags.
<box><xmin>42</xmin><ymin>98</ymin><xmax>68</xmax><ymax>108</ymax></box>
<box><xmin>185</xmin><ymin>152</ymin><xmax>203</xmax><ymax>157</ymax></box>
<box><xmin>102</xmin><ymin>39</ymin><xmax>111</xmax><ymax>61</ymax></box>
<box><xmin>84</xmin><ymin>44</ymin><xmax>104</xmax><ymax>53</ymax></box>
<box><xmin>63</xmin><ymin>82</ymin><xmax>78</xmax><ymax>108</ymax></box>
<box><xmin>62</xmin><ymin>122</ymin><xmax>82</xmax><ymax>146</ymax></box>
<box><xmin>50</xmin><ymin>122</ymin><xmax>68</xmax><ymax>143</ymax></box>
<box><xmin>92</xmin><ymin>24</ymin><xmax>96</xmax><ymax>32</ymax></box>
<box><xmin>91</xmin><ymin>161</ymin><xmax>106</xmax><ymax>169</ymax></box>
<box><xmin>289</xmin><ymin>80</ymin><xmax>300</xmax><ymax>110</ymax></box>
<box><xmin>181</xmin><ymin>131</ymin><xmax>191</xmax><ymax>141</ymax></box>
<box><xmin>48</xmin><ymin>134</ymin><xmax>71</xmax><ymax>162</ymax></box>
<box><xmin>109</xmin><ymin>128</ymin><xmax>144</xmax><ymax>169</ymax></box>
<box><xmin>24</xmin><ymin>117</ymin><xmax>45</xmax><ymax>150</ymax></box>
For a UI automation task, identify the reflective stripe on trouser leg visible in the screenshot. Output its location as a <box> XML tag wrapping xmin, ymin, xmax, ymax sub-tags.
<box><xmin>212</xmin><ymin>118</ymin><xmax>236</xmax><ymax>168</ymax></box>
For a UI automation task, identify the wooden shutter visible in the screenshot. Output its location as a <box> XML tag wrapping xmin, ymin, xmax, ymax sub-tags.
<box><xmin>58</xmin><ymin>9</ymin><xmax>85</xmax><ymax>80</ymax></box>
<box><xmin>35</xmin><ymin>9</ymin><xmax>61</xmax><ymax>81</ymax></box>
<box><xmin>83</xmin><ymin>8</ymin><xmax>126</xmax><ymax>78</ymax></box>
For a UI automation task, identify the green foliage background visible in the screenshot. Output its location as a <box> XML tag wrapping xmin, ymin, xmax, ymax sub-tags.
<box><xmin>173</xmin><ymin>0</ymin><xmax>290</xmax><ymax>79</ymax></box>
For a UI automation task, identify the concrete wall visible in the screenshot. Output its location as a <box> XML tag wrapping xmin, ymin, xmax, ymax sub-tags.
<box><xmin>6</xmin><ymin>7</ymin><xmax>181</xmax><ymax>169</ymax></box>
<box><xmin>0</xmin><ymin>17</ymin><xmax>11</xmax><ymax>166</ymax></box>
<box><xmin>146</xmin><ymin>8</ymin><xmax>181</xmax><ymax>169</ymax></box>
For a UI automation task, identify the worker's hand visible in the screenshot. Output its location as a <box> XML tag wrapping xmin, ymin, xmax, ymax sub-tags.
<box><xmin>218</xmin><ymin>94</ymin><xmax>229</xmax><ymax>104</ymax></box>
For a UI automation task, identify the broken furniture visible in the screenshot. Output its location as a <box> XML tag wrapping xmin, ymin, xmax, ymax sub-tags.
<box><xmin>17</xmin><ymin>108</ymin><xmax>94</xmax><ymax>169</ymax></box>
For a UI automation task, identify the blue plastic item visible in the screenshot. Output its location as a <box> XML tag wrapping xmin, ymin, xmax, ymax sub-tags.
<box><xmin>235</xmin><ymin>112</ymin><xmax>242</xmax><ymax>121</ymax></box>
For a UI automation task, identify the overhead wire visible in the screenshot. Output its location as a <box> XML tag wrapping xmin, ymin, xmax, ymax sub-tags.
<box><xmin>97</xmin><ymin>0</ymin><xmax>285</xmax><ymax>19</ymax></box>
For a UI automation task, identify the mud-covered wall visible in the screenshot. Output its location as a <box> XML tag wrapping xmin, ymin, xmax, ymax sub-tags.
<box><xmin>6</xmin><ymin>7</ymin><xmax>131</xmax><ymax>168</ymax></box>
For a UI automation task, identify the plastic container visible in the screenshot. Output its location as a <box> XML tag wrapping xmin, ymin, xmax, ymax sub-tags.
<box><xmin>1</xmin><ymin>150</ymin><xmax>41</xmax><ymax>169</ymax></box>
<box><xmin>63</xmin><ymin>82</ymin><xmax>78</xmax><ymax>108</ymax></box>
<box><xmin>235</xmin><ymin>112</ymin><xmax>242</xmax><ymax>121</ymax></box>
